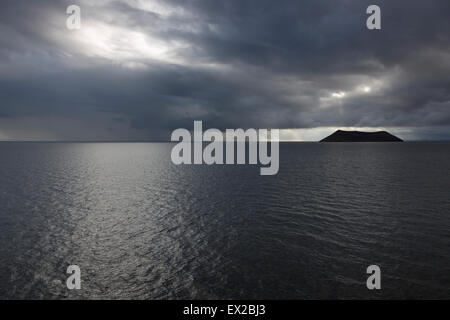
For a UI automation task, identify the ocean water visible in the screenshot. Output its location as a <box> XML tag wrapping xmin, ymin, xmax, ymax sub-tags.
<box><xmin>0</xmin><ymin>142</ymin><xmax>449</xmax><ymax>299</ymax></box>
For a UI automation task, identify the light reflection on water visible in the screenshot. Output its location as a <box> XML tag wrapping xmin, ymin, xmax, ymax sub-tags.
<box><xmin>0</xmin><ymin>142</ymin><xmax>449</xmax><ymax>299</ymax></box>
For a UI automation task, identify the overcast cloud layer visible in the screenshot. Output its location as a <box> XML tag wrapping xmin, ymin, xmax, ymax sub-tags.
<box><xmin>0</xmin><ymin>0</ymin><xmax>449</xmax><ymax>141</ymax></box>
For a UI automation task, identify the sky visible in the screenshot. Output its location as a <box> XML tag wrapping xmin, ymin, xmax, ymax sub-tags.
<box><xmin>0</xmin><ymin>0</ymin><xmax>449</xmax><ymax>141</ymax></box>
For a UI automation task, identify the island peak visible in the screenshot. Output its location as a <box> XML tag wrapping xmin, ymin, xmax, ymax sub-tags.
<box><xmin>320</xmin><ymin>130</ymin><xmax>403</xmax><ymax>142</ymax></box>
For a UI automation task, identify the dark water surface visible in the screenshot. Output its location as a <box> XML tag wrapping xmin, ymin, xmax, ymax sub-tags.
<box><xmin>0</xmin><ymin>142</ymin><xmax>449</xmax><ymax>299</ymax></box>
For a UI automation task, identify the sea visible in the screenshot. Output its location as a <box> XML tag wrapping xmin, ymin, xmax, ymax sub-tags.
<box><xmin>0</xmin><ymin>142</ymin><xmax>449</xmax><ymax>299</ymax></box>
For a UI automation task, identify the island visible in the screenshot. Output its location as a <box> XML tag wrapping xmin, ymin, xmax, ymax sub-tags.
<box><xmin>320</xmin><ymin>130</ymin><xmax>403</xmax><ymax>142</ymax></box>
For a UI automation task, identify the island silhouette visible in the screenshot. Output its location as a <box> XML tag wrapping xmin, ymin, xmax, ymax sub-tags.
<box><xmin>320</xmin><ymin>130</ymin><xmax>403</xmax><ymax>142</ymax></box>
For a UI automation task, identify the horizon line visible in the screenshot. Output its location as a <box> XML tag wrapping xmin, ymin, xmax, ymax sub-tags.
<box><xmin>1</xmin><ymin>139</ymin><xmax>450</xmax><ymax>143</ymax></box>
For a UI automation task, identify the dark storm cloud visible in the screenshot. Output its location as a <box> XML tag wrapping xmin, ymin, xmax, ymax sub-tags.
<box><xmin>0</xmin><ymin>0</ymin><xmax>449</xmax><ymax>140</ymax></box>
